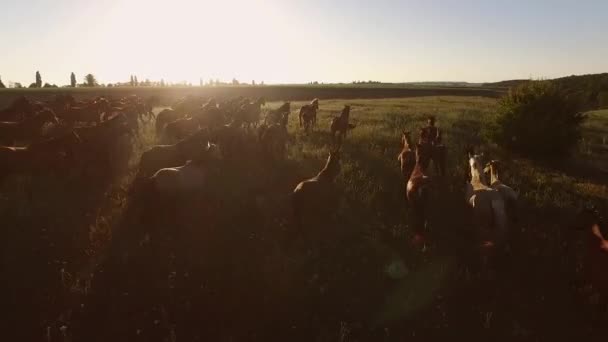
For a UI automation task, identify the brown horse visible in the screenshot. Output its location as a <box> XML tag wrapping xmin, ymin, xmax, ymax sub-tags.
<box><xmin>299</xmin><ymin>98</ymin><xmax>319</xmax><ymax>133</ymax></box>
<box><xmin>265</xmin><ymin>102</ymin><xmax>291</xmax><ymax>126</ymax></box>
<box><xmin>138</xmin><ymin>130</ymin><xmax>209</xmax><ymax>178</ymax></box>
<box><xmin>0</xmin><ymin>131</ymin><xmax>81</xmax><ymax>182</ymax></box>
<box><xmin>239</xmin><ymin>97</ymin><xmax>266</xmax><ymax>129</ymax></box>
<box><xmin>418</xmin><ymin>117</ymin><xmax>447</xmax><ymax>176</ymax></box>
<box><xmin>406</xmin><ymin>144</ymin><xmax>433</xmax><ymax>244</ymax></box>
<box><xmin>330</xmin><ymin>105</ymin><xmax>353</xmax><ymax>145</ymax></box>
<box><xmin>397</xmin><ymin>130</ymin><xmax>416</xmax><ymax>181</ymax></box>
<box><xmin>258</xmin><ymin>112</ymin><xmax>289</xmax><ymax>161</ymax></box>
<box><xmin>164</xmin><ymin>117</ymin><xmax>199</xmax><ymax>142</ymax></box>
<box><xmin>0</xmin><ymin>109</ymin><xmax>59</xmax><ymax>145</ymax></box>
<box><xmin>61</xmin><ymin>99</ymin><xmax>109</xmax><ymax>125</ymax></box>
<box><xmin>156</xmin><ymin>109</ymin><xmax>187</xmax><ymax>137</ymax></box>
<box><xmin>292</xmin><ymin>149</ymin><xmax>342</xmax><ymax>232</ymax></box>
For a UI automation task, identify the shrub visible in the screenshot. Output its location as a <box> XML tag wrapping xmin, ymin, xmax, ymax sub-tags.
<box><xmin>490</xmin><ymin>80</ymin><xmax>585</xmax><ymax>157</ymax></box>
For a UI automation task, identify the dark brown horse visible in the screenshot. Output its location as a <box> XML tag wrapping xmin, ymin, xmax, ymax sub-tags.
<box><xmin>299</xmin><ymin>98</ymin><xmax>319</xmax><ymax>133</ymax></box>
<box><xmin>156</xmin><ymin>109</ymin><xmax>187</xmax><ymax>137</ymax></box>
<box><xmin>265</xmin><ymin>102</ymin><xmax>291</xmax><ymax>126</ymax></box>
<box><xmin>0</xmin><ymin>131</ymin><xmax>81</xmax><ymax>182</ymax></box>
<box><xmin>258</xmin><ymin>112</ymin><xmax>289</xmax><ymax>161</ymax></box>
<box><xmin>239</xmin><ymin>97</ymin><xmax>266</xmax><ymax>129</ymax></box>
<box><xmin>138</xmin><ymin>129</ymin><xmax>209</xmax><ymax>178</ymax></box>
<box><xmin>397</xmin><ymin>130</ymin><xmax>416</xmax><ymax>181</ymax></box>
<box><xmin>292</xmin><ymin>149</ymin><xmax>342</xmax><ymax>232</ymax></box>
<box><xmin>418</xmin><ymin>117</ymin><xmax>447</xmax><ymax>176</ymax></box>
<box><xmin>330</xmin><ymin>105</ymin><xmax>353</xmax><ymax>145</ymax></box>
<box><xmin>406</xmin><ymin>143</ymin><xmax>433</xmax><ymax>245</ymax></box>
<box><xmin>0</xmin><ymin>109</ymin><xmax>59</xmax><ymax>145</ymax></box>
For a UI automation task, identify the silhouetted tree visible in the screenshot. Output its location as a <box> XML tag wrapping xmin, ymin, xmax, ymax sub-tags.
<box><xmin>70</xmin><ymin>72</ymin><xmax>77</xmax><ymax>87</ymax></box>
<box><xmin>160</xmin><ymin>79</ymin><xmax>165</xmax><ymax>87</ymax></box>
<box><xmin>134</xmin><ymin>76</ymin><xmax>139</xmax><ymax>86</ymax></box>
<box><xmin>232</xmin><ymin>78</ymin><xmax>239</xmax><ymax>85</ymax></box>
<box><xmin>252</xmin><ymin>80</ymin><xmax>256</xmax><ymax>86</ymax></box>
<box><xmin>130</xmin><ymin>75</ymin><xmax>135</xmax><ymax>87</ymax></box>
<box><xmin>84</xmin><ymin>74</ymin><xmax>98</xmax><ymax>87</ymax></box>
<box><xmin>35</xmin><ymin>71</ymin><xmax>42</xmax><ymax>88</ymax></box>
<box><xmin>14</xmin><ymin>82</ymin><xmax>23</xmax><ymax>88</ymax></box>
<box><xmin>0</xmin><ymin>76</ymin><xmax>5</xmax><ymax>88</ymax></box>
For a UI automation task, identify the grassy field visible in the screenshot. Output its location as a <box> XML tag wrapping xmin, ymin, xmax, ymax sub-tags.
<box><xmin>2</xmin><ymin>97</ymin><xmax>607</xmax><ymax>341</ymax></box>
<box><xmin>0</xmin><ymin>86</ymin><xmax>504</xmax><ymax>108</ymax></box>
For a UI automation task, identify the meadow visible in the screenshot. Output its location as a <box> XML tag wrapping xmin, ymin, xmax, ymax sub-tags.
<box><xmin>2</xmin><ymin>96</ymin><xmax>607</xmax><ymax>341</ymax></box>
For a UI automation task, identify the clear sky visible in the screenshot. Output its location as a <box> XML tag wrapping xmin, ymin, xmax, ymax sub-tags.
<box><xmin>1</xmin><ymin>0</ymin><xmax>607</xmax><ymax>86</ymax></box>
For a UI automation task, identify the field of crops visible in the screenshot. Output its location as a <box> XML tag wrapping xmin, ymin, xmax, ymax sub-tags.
<box><xmin>2</xmin><ymin>96</ymin><xmax>607</xmax><ymax>341</ymax></box>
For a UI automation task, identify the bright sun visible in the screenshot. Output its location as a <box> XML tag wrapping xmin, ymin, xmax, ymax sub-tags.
<box><xmin>89</xmin><ymin>0</ymin><xmax>295</xmax><ymax>84</ymax></box>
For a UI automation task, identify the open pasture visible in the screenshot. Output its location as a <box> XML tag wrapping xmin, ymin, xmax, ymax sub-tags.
<box><xmin>2</xmin><ymin>96</ymin><xmax>607</xmax><ymax>341</ymax></box>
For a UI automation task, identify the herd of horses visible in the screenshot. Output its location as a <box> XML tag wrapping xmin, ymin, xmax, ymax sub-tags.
<box><xmin>1</xmin><ymin>93</ymin><xmax>606</xmax><ymax>303</ymax></box>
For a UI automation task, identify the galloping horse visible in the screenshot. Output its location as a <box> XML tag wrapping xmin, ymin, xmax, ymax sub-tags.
<box><xmin>292</xmin><ymin>148</ymin><xmax>341</xmax><ymax>232</ymax></box>
<box><xmin>239</xmin><ymin>97</ymin><xmax>266</xmax><ymax>129</ymax></box>
<box><xmin>484</xmin><ymin>160</ymin><xmax>518</xmax><ymax>218</ymax></box>
<box><xmin>0</xmin><ymin>109</ymin><xmax>59</xmax><ymax>145</ymax></box>
<box><xmin>299</xmin><ymin>98</ymin><xmax>319</xmax><ymax>133</ymax></box>
<box><xmin>406</xmin><ymin>143</ymin><xmax>433</xmax><ymax>244</ymax></box>
<box><xmin>258</xmin><ymin>112</ymin><xmax>289</xmax><ymax>161</ymax></box>
<box><xmin>418</xmin><ymin>116</ymin><xmax>446</xmax><ymax>176</ymax></box>
<box><xmin>330</xmin><ymin>105</ymin><xmax>354</xmax><ymax>145</ymax></box>
<box><xmin>265</xmin><ymin>102</ymin><xmax>291</xmax><ymax>126</ymax></box>
<box><xmin>397</xmin><ymin>130</ymin><xmax>416</xmax><ymax>181</ymax></box>
<box><xmin>466</xmin><ymin>153</ymin><xmax>507</xmax><ymax>248</ymax></box>
<box><xmin>0</xmin><ymin>131</ymin><xmax>81</xmax><ymax>182</ymax></box>
<box><xmin>156</xmin><ymin>109</ymin><xmax>186</xmax><ymax>137</ymax></box>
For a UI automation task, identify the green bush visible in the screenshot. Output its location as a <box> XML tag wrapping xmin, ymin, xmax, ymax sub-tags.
<box><xmin>491</xmin><ymin>80</ymin><xmax>585</xmax><ymax>157</ymax></box>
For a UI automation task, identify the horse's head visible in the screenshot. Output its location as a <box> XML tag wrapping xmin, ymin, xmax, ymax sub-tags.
<box><xmin>428</xmin><ymin>115</ymin><xmax>436</xmax><ymax>127</ymax></box>
<box><xmin>311</xmin><ymin>98</ymin><xmax>319</xmax><ymax>109</ymax></box>
<box><xmin>342</xmin><ymin>105</ymin><xmax>351</xmax><ymax>118</ymax></box>
<box><xmin>324</xmin><ymin>148</ymin><xmax>342</xmax><ymax>178</ymax></box>
<box><xmin>483</xmin><ymin>160</ymin><xmax>502</xmax><ymax>174</ymax></box>
<box><xmin>468</xmin><ymin>152</ymin><xmax>486</xmax><ymax>183</ymax></box>
<box><xmin>402</xmin><ymin>130</ymin><xmax>413</xmax><ymax>149</ymax></box>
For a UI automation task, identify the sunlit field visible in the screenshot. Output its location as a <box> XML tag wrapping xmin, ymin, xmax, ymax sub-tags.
<box><xmin>2</xmin><ymin>96</ymin><xmax>607</xmax><ymax>341</ymax></box>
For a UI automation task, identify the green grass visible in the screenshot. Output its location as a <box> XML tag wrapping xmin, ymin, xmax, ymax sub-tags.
<box><xmin>2</xmin><ymin>97</ymin><xmax>607</xmax><ymax>341</ymax></box>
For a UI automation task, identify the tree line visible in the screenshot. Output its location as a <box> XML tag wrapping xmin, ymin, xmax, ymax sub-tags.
<box><xmin>0</xmin><ymin>71</ymin><xmax>265</xmax><ymax>89</ymax></box>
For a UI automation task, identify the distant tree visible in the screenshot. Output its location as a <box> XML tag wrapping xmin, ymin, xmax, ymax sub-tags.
<box><xmin>29</xmin><ymin>83</ymin><xmax>37</xmax><ymax>88</ymax></box>
<box><xmin>84</xmin><ymin>74</ymin><xmax>98</xmax><ymax>87</ymax></box>
<box><xmin>200</xmin><ymin>78</ymin><xmax>204</xmax><ymax>87</ymax></box>
<box><xmin>134</xmin><ymin>76</ymin><xmax>139</xmax><ymax>86</ymax></box>
<box><xmin>43</xmin><ymin>83</ymin><xmax>53</xmax><ymax>88</ymax></box>
<box><xmin>252</xmin><ymin>80</ymin><xmax>255</xmax><ymax>86</ymax></box>
<box><xmin>160</xmin><ymin>79</ymin><xmax>165</xmax><ymax>87</ymax></box>
<box><xmin>260</xmin><ymin>81</ymin><xmax>264</xmax><ymax>86</ymax></box>
<box><xmin>0</xmin><ymin>76</ymin><xmax>5</xmax><ymax>88</ymax></box>
<box><xmin>215</xmin><ymin>79</ymin><xmax>220</xmax><ymax>86</ymax></box>
<box><xmin>70</xmin><ymin>72</ymin><xmax>77</xmax><ymax>87</ymax></box>
<box><xmin>232</xmin><ymin>78</ymin><xmax>239</xmax><ymax>85</ymax></box>
<box><xmin>130</xmin><ymin>75</ymin><xmax>135</xmax><ymax>87</ymax></box>
<box><xmin>143</xmin><ymin>78</ymin><xmax>151</xmax><ymax>86</ymax></box>
<box><xmin>35</xmin><ymin>71</ymin><xmax>42</xmax><ymax>88</ymax></box>
<box><xmin>14</xmin><ymin>82</ymin><xmax>23</xmax><ymax>88</ymax></box>
<box><xmin>107</xmin><ymin>83</ymin><xmax>114</xmax><ymax>88</ymax></box>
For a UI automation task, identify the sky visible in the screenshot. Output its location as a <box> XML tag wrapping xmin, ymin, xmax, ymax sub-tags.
<box><xmin>1</xmin><ymin>0</ymin><xmax>607</xmax><ymax>86</ymax></box>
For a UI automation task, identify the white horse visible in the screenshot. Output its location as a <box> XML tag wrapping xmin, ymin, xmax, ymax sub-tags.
<box><xmin>484</xmin><ymin>160</ymin><xmax>518</xmax><ymax>203</ymax></box>
<box><xmin>466</xmin><ymin>154</ymin><xmax>507</xmax><ymax>245</ymax></box>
